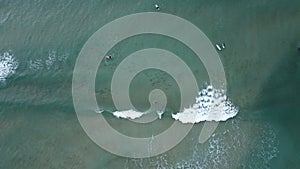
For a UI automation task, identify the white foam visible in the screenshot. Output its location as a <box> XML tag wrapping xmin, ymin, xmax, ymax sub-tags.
<box><xmin>111</xmin><ymin>109</ymin><xmax>164</xmax><ymax>121</ymax></box>
<box><xmin>157</xmin><ymin>110</ymin><xmax>164</xmax><ymax>119</ymax></box>
<box><xmin>110</xmin><ymin>85</ymin><xmax>238</xmax><ymax>123</ymax></box>
<box><xmin>29</xmin><ymin>58</ymin><xmax>43</xmax><ymax>71</ymax></box>
<box><xmin>45</xmin><ymin>51</ymin><xmax>57</xmax><ymax>70</ymax></box>
<box><xmin>124</xmin><ymin>120</ymin><xmax>279</xmax><ymax>169</ymax></box>
<box><xmin>29</xmin><ymin>51</ymin><xmax>68</xmax><ymax>71</ymax></box>
<box><xmin>112</xmin><ymin>110</ymin><xmax>145</xmax><ymax>119</ymax></box>
<box><xmin>172</xmin><ymin>85</ymin><xmax>238</xmax><ymax>123</ymax></box>
<box><xmin>0</xmin><ymin>52</ymin><xmax>18</xmax><ymax>83</ymax></box>
<box><xmin>95</xmin><ymin>109</ymin><xmax>104</xmax><ymax>114</ymax></box>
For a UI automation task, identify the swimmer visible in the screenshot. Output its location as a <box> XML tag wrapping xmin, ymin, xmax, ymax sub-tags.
<box><xmin>221</xmin><ymin>43</ymin><xmax>226</xmax><ymax>49</ymax></box>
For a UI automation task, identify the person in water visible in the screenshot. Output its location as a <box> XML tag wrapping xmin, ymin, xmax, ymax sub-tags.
<box><xmin>105</xmin><ymin>55</ymin><xmax>112</xmax><ymax>59</ymax></box>
<box><xmin>155</xmin><ymin>4</ymin><xmax>160</xmax><ymax>10</ymax></box>
<box><xmin>104</xmin><ymin>55</ymin><xmax>112</xmax><ymax>65</ymax></box>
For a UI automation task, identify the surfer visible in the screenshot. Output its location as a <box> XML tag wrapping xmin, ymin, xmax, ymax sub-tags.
<box><xmin>215</xmin><ymin>42</ymin><xmax>226</xmax><ymax>51</ymax></box>
<box><xmin>155</xmin><ymin>4</ymin><xmax>160</xmax><ymax>11</ymax></box>
<box><xmin>105</xmin><ymin>55</ymin><xmax>112</xmax><ymax>59</ymax></box>
<box><xmin>104</xmin><ymin>55</ymin><xmax>112</xmax><ymax>65</ymax></box>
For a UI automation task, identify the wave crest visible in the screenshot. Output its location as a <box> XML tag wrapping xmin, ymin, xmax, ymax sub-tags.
<box><xmin>106</xmin><ymin>85</ymin><xmax>238</xmax><ymax>123</ymax></box>
<box><xmin>172</xmin><ymin>85</ymin><xmax>238</xmax><ymax>123</ymax></box>
<box><xmin>0</xmin><ymin>51</ymin><xmax>18</xmax><ymax>83</ymax></box>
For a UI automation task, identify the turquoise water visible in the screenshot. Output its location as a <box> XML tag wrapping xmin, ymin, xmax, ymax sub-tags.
<box><xmin>1</xmin><ymin>0</ymin><xmax>300</xmax><ymax>168</ymax></box>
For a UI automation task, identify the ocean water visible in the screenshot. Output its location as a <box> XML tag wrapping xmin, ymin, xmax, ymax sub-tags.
<box><xmin>1</xmin><ymin>0</ymin><xmax>300</xmax><ymax>169</ymax></box>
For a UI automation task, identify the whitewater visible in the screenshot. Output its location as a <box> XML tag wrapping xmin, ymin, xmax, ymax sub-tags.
<box><xmin>106</xmin><ymin>85</ymin><xmax>238</xmax><ymax>124</ymax></box>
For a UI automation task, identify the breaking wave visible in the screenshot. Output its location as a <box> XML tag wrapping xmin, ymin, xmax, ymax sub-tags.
<box><xmin>107</xmin><ymin>85</ymin><xmax>238</xmax><ymax>123</ymax></box>
<box><xmin>0</xmin><ymin>51</ymin><xmax>18</xmax><ymax>84</ymax></box>
<box><xmin>172</xmin><ymin>85</ymin><xmax>238</xmax><ymax>123</ymax></box>
<box><xmin>112</xmin><ymin>110</ymin><xmax>144</xmax><ymax>119</ymax></box>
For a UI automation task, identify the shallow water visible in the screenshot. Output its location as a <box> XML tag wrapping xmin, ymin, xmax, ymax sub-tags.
<box><xmin>0</xmin><ymin>0</ymin><xmax>300</xmax><ymax>168</ymax></box>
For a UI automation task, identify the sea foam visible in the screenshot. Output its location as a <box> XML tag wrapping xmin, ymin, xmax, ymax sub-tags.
<box><xmin>29</xmin><ymin>51</ymin><xmax>68</xmax><ymax>71</ymax></box>
<box><xmin>112</xmin><ymin>110</ymin><xmax>145</xmax><ymax>119</ymax></box>
<box><xmin>0</xmin><ymin>51</ymin><xmax>18</xmax><ymax>83</ymax></box>
<box><xmin>124</xmin><ymin>120</ymin><xmax>279</xmax><ymax>169</ymax></box>
<box><xmin>172</xmin><ymin>85</ymin><xmax>238</xmax><ymax>123</ymax></box>
<box><xmin>108</xmin><ymin>85</ymin><xmax>238</xmax><ymax>123</ymax></box>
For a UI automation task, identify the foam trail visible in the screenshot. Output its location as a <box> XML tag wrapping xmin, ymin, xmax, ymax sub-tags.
<box><xmin>112</xmin><ymin>110</ymin><xmax>145</xmax><ymax>119</ymax></box>
<box><xmin>0</xmin><ymin>51</ymin><xmax>18</xmax><ymax>83</ymax></box>
<box><xmin>198</xmin><ymin>122</ymin><xmax>219</xmax><ymax>143</ymax></box>
<box><xmin>124</xmin><ymin>120</ymin><xmax>279</xmax><ymax>169</ymax></box>
<box><xmin>111</xmin><ymin>110</ymin><xmax>165</xmax><ymax>120</ymax></box>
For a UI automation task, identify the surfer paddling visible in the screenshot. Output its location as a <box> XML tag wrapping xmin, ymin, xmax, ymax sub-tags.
<box><xmin>105</xmin><ymin>55</ymin><xmax>112</xmax><ymax>59</ymax></box>
<box><xmin>103</xmin><ymin>55</ymin><xmax>112</xmax><ymax>65</ymax></box>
